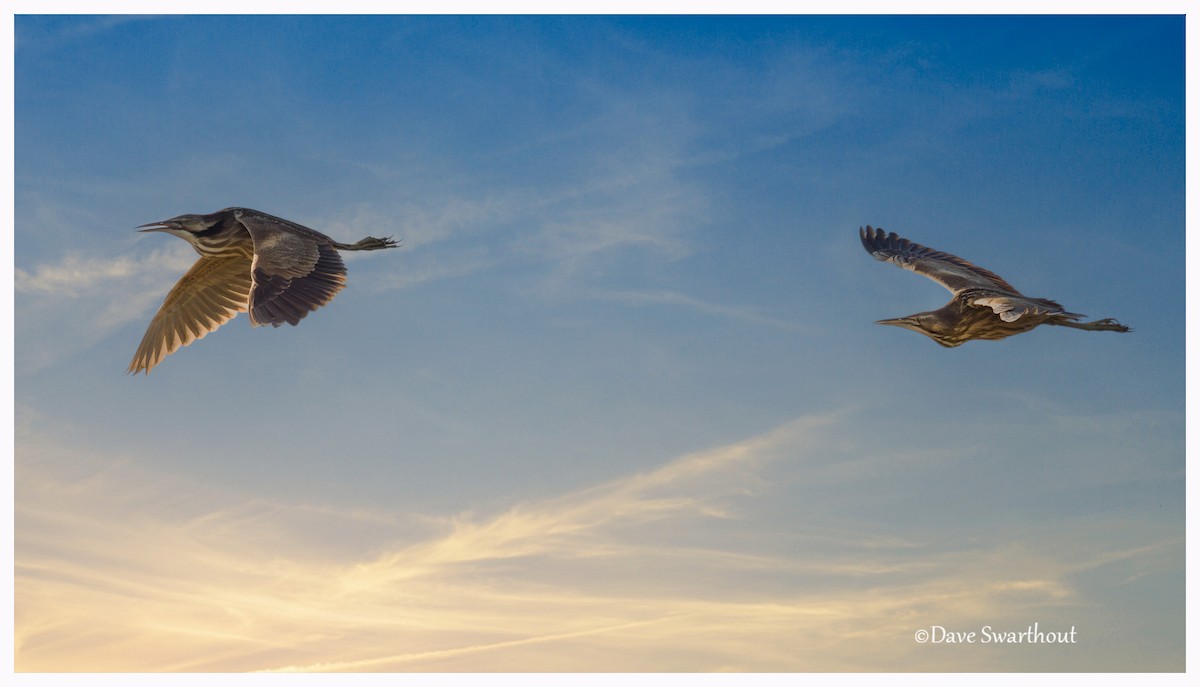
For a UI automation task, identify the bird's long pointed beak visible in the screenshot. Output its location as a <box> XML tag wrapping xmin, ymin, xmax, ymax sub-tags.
<box><xmin>875</xmin><ymin>317</ymin><xmax>905</xmax><ymax>327</ymax></box>
<box><xmin>136</xmin><ymin>221</ymin><xmax>174</xmax><ymax>233</ymax></box>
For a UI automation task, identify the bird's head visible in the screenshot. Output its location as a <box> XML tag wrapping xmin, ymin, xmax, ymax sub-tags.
<box><xmin>876</xmin><ymin>313</ymin><xmax>962</xmax><ymax>347</ymax></box>
<box><xmin>137</xmin><ymin>213</ymin><xmax>219</xmax><ymax>245</ymax></box>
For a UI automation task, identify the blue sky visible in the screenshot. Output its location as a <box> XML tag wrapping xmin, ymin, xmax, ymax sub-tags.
<box><xmin>11</xmin><ymin>13</ymin><xmax>1186</xmax><ymax>673</ymax></box>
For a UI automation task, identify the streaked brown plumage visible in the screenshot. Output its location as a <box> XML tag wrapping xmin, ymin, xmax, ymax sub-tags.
<box><xmin>860</xmin><ymin>226</ymin><xmax>1130</xmax><ymax>347</ymax></box>
<box><xmin>130</xmin><ymin>207</ymin><xmax>398</xmax><ymax>374</ymax></box>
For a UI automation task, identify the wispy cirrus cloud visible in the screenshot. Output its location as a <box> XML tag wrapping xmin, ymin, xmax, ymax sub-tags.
<box><xmin>15</xmin><ymin>245</ymin><xmax>194</xmax><ymax>296</ymax></box>
<box><xmin>15</xmin><ymin>245</ymin><xmax>197</xmax><ymax>372</ymax></box>
<box><xmin>595</xmin><ymin>288</ymin><xmax>806</xmax><ymax>331</ymax></box>
<box><xmin>16</xmin><ymin>409</ymin><xmax>1177</xmax><ymax>672</ymax></box>
<box><xmin>15</xmin><ymin>15</ymin><xmax>157</xmax><ymax>52</ymax></box>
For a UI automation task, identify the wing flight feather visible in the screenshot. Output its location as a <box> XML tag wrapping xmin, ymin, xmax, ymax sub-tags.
<box><xmin>859</xmin><ymin>226</ymin><xmax>1021</xmax><ymax>295</ymax></box>
<box><xmin>129</xmin><ymin>255</ymin><xmax>252</xmax><ymax>374</ymax></box>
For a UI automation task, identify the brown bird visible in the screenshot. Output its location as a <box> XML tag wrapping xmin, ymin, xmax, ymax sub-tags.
<box><xmin>860</xmin><ymin>226</ymin><xmax>1130</xmax><ymax>347</ymax></box>
<box><xmin>130</xmin><ymin>207</ymin><xmax>398</xmax><ymax>374</ymax></box>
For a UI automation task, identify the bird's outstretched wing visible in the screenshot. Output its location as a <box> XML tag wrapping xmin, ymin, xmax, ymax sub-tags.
<box><xmin>860</xmin><ymin>226</ymin><xmax>1021</xmax><ymax>295</ymax></box>
<box><xmin>236</xmin><ymin>210</ymin><xmax>347</xmax><ymax>327</ymax></box>
<box><xmin>129</xmin><ymin>255</ymin><xmax>252</xmax><ymax>374</ymax></box>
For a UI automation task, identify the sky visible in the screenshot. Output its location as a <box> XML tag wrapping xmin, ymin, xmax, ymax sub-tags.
<box><xmin>8</xmin><ymin>9</ymin><xmax>1189</xmax><ymax>677</ymax></box>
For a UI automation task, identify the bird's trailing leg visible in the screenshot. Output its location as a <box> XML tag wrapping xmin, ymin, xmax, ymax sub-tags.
<box><xmin>332</xmin><ymin>236</ymin><xmax>400</xmax><ymax>251</ymax></box>
<box><xmin>1053</xmin><ymin>317</ymin><xmax>1132</xmax><ymax>333</ymax></box>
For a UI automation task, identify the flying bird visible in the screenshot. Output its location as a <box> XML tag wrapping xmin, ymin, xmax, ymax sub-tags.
<box><xmin>860</xmin><ymin>226</ymin><xmax>1130</xmax><ymax>347</ymax></box>
<box><xmin>129</xmin><ymin>207</ymin><xmax>398</xmax><ymax>374</ymax></box>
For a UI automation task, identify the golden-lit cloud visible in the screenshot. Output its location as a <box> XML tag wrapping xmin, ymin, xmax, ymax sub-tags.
<box><xmin>14</xmin><ymin>411</ymin><xmax>1180</xmax><ymax>672</ymax></box>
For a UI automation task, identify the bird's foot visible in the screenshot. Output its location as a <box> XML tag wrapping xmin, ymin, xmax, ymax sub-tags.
<box><xmin>1086</xmin><ymin>317</ymin><xmax>1132</xmax><ymax>332</ymax></box>
<box><xmin>348</xmin><ymin>236</ymin><xmax>400</xmax><ymax>251</ymax></box>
